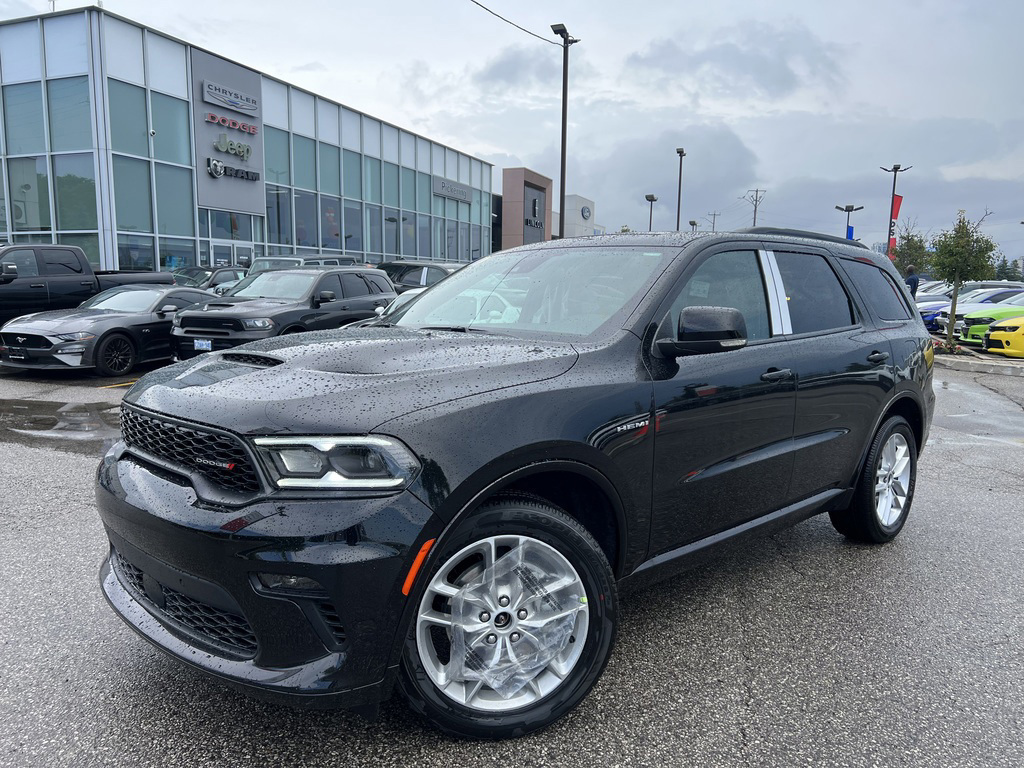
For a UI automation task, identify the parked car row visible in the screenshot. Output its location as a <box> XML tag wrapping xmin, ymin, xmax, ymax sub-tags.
<box><xmin>0</xmin><ymin>256</ymin><xmax>472</xmax><ymax>375</ymax></box>
<box><xmin>913</xmin><ymin>281</ymin><xmax>1024</xmax><ymax>359</ymax></box>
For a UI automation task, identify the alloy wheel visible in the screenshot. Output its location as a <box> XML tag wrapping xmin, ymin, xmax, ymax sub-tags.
<box><xmin>874</xmin><ymin>432</ymin><xmax>911</xmax><ymax>527</ymax></box>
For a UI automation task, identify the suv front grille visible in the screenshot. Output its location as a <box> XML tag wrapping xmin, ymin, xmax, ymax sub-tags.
<box><xmin>112</xmin><ymin>550</ymin><xmax>257</xmax><ymax>658</ymax></box>
<box><xmin>120</xmin><ymin>406</ymin><xmax>261</xmax><ymax>494</ymax></box>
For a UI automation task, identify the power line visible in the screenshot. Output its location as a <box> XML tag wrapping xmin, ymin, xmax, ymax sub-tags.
<box><xmin>468</xmin><ymin>1</ymin><xmax>561</xmax><ymax>46</ymax></box>
<box><xmin>705</xmin><ymin>211</ymin><xmax>720</xmax><ymax>232</ymax></box>
<box><xmin>743</xmin><ymin>189</ymin><xmax>765</xmax><ymax>226</ymax></box>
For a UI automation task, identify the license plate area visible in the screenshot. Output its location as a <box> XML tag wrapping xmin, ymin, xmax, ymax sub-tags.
<box><xmin>193</xmin><ymin>339</ymin><xmax>213</xmax><ymax>351</ymax></box>
<box><xmin>8</xmin><ymin>347</ymin><xmax>26</xmax><ymax>360</ymax></box>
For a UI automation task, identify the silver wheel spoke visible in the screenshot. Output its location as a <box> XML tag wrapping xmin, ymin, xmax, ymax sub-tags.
<box><xmin>415</xmin><ymin>533</ymin><xmax>590</xmax><ymax>713</ymax></box>
<box><xmin>874</xmin><ymin>432</ymin><xmax>913</xmax><ymax>528</ymax></box>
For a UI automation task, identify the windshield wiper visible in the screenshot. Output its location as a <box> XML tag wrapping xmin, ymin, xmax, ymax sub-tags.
<box><xmin>418</xmin><ymin>325</ymin><xmax>504</xmax><ymax>335</ymax></box>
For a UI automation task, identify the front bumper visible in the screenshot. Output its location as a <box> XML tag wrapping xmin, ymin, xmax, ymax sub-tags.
<box><xmin>0</xmin><ymin>337</ymin><xmax>93</xmax><ymax>369</ymax></box>
<box><xmin>96</xmin><ymin>441</ymin><xmax>443</xmax><ymax>709</ymax></box>
<box><xmin>172</xmin><ymin>327</ymin><xmax>276</xmax><ymax>359</ymax></box>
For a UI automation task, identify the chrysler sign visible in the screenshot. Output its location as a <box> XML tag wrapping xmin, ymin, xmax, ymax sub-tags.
<box><xmin>203</xmin><ymin>80</ymin><xmax>258</xmax><ymax>115</ymax></box>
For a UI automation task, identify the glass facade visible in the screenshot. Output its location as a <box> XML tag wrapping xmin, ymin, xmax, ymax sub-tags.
<box><xmin>0</xmin><ymin>9</ymin><xmax>492</xmax><ymax>270</ymax></box>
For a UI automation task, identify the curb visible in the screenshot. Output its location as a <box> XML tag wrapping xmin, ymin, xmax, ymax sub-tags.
<box><xmin>932</xmin><ymin>355</ymin><xmax>1024</xmax><ymax>377</ymax></box>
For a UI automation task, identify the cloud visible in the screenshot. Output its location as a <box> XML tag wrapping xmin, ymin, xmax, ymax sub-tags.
<box><xmin>291</xmin><ymin>61</ymin><xmax>328</xmax><ymax>73</ymax></box>
<box><xmin>626</xmin><ymin>20</ymin><xmax>844</xmax><ymax>100</ymax></box>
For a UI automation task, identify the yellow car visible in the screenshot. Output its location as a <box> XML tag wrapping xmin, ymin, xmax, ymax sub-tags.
<box><xmin>983</xmin><ymin>315</ymin><xmax>1024</xmax><ymax>358</ymax></box>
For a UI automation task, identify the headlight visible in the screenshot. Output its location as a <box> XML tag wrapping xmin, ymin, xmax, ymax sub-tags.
<box><xmin>172</xmin><ymin>314</ymin><xmax>182</xmax><ymax>327</ymax></box>
<box><xmin>56</xmin><ymin>331</ymin><xmax>95</xmax><ymax>341</ymax></box>
<box><xmin>241</xmin><ymin>318</ymin><xmax>274</xmax><ymax>330</ymax></box>
<box><xmin>994</xmin><ymin>325</ymin><xmax>1019</xmax><ymax>333</ymax></box>
<box><xmin>974</xmin><ymin>317</ymin><xmax>995</xmax><ymax>325</ymax></box>
<box><xmin>253</xmin><ymin>436</ymin><xmax>420</xmax><ymax>491</ymax></box>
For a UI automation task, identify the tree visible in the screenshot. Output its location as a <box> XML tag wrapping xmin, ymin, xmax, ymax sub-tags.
<box><xmin>618</xmin><ymin>224</ymin><xmax>633</xmax><ymax>233</ymax></box>
<box><xmin>995</xmin><ymin>257</ymin><xmax>1010</xmax><ymax>279</ymax></box>
<box><xmin>930</xmin><ymin>210</ymin><xmax>998</xmax><ymax>345</ymax></box>
<box><xmin>1007</xmin><ymin>259</ymin><xmax>1023</xmax><ymax>282</ymax></box>
<box><xmin>890</xmin><ymin>219</ymin><xmax>930</xmax><ymax>277</ymax></box>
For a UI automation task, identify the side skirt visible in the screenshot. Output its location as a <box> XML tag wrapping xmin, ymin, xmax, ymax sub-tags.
<box><xmin>618</xmin><ymin>488</ymin><xmax>849</xmax><ymax>595</ymax></box>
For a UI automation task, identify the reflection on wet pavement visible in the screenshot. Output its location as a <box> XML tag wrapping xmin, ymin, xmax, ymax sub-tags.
<box><xmin>0</xmin><ymin>400</ymin><xmax>120</xmax><ymax>457</ymax></box>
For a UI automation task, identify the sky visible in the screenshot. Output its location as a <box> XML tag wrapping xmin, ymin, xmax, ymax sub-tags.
<box><xmin>8</xmin><ymin>0</ymin><xmax>1024</xmax><ymax>255</ymax></box>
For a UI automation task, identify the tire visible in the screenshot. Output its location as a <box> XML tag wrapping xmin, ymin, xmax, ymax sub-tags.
<box><xmin>94</xmin><ymin>334</ymin><xmax>137</xmax><ymax>377</ymax></box>
<box><xmin>281</xmin><ymin>326</ymin><xmax>305</xmax><ymax>335</ymax></box>
<box><xmin>399</xmin><ymin>495</ymin><xmax>617</xmax><ymax>740</ymax></box>
<box><xmin>829</xmin><ymin>416</ymin><xmax>917</xmax><ymax>543</ymax></box>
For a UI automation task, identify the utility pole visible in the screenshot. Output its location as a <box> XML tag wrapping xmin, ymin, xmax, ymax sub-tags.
<box><xmin>744</xmin><ymin>189</ymin><xmax>765</xmax><ymax>226</ymax></box>
<box><xmin>880</xmin><ymin>164</ymin><xmax>910</xmax><ymax>258</ymax></box>
<box><xmin>705</xmin><ymin>211</ymin><xmax>720</xmax><ymax>232</ymax></box>
<box><xmin>675</xmin><ymin>147</ymin><xmax>686</xmax><ymax>231</ymax></box>
<box><xmin>551</xmin><ymin>24</ymin><xmax>579</xmax><ymax>240</ymax></box>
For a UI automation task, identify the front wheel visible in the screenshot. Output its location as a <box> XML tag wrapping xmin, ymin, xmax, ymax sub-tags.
<box><xmin>94</xmin><ymin>334</ymin><xmax>137</xmax><ymax>377</ymax></box>
<box><xmin>399</xmin><ymin>496</ymin><xmax>617</xmax><ymax>739</ymax></box>
<box><xmin>829</xmin><ymin>415</ymin><xmax>917</xmax><ymax>543</ymax></box>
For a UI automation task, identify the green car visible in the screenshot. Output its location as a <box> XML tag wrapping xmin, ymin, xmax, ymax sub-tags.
<box><xmin>960</xmin><ymin>293</ymin><xmax>1024</xmax><ymax>344</ymax></box>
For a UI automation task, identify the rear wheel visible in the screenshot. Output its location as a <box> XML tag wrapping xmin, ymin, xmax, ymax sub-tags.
<box><xmin>94</xmin><ymin>334</ymin><xmax>136</xmax><ymax>376</ymax></box>
<box><xmin>399</xmin><ymin>496</ymin><xmax>616</xmax><ymax>739</ymax></box>
<box><xmin>829</xmin><ymin>416</ymin><xmax>917</xmax><ymax>543</ymax></box>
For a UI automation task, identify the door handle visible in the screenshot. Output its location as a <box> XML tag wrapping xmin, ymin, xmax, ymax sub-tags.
<box><xmin>760</xmin><ymin>368</ymin><xmax>793</xmax><ymax>382</ymax></box>
<box><xmin>867</xmin><ymin>351</ymin><xmax>890</xmax><ymax>364</ymax></box>
<box><xmin>80</xmin><ymin>281</ymin><xmax>93</xmax><ymax>286</ymax></box>
<box><xmin>30</xmin><ymin>283</ymin><xmax>45</xmax><ymax>288</ymax></box>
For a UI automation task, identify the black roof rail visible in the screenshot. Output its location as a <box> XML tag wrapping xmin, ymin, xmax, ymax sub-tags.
<box><xmin>736</xmin><ymin>227</ymin><xmax>870</xmax><ymax>249</ymax></box>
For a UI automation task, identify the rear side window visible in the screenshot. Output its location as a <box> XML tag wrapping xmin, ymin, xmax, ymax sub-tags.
<box><xmin>775</xmin><ymin>252</ymin><xmax>854</xmax><ymax>334</ymax></box>
<box><xmin>340</xmin><ymin>273</ymin><xmax>370</xmax><ymax>298</ymax></box>
<box><xmin>840</xmin><ymin>259</ymin><xmax>912</xmax><ymax>321</ymax></box>
<box><xmin>364</xmin><ymin>274</ymin><xmax>392</xmax><ymax>294</ymax></box>
<box><xmin>43</xmin><ymin>249</ymin><xmax>84</xmax><ymax>275</ymax></box>
<box><xmin>425</xmin><ymin>267</ymin><xmax>448</xmax><ymax>286</ymax></box>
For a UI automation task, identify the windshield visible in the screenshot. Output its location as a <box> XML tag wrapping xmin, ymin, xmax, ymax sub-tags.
<box><xmin>957</xmin><ymin>289</ymin><xmax>987</xmax><ymax>302</ymax></box>
<box><xmin>1006</xmin><ymin>294</ymin><xmax>1024</xmax><ymax>307</ymax></box>
<box><xmin>392</xmin><ymin>246</ymin><xmax>674</xmax><ymax>339</ymax></box>
<box><xmin>173</xmin><ymin>268</ymin><xmax>214</xmax><ymax>286</ymax></box>
<box><xmin>231</xmin><ymin>271</ymin><xmax>318</xmax><ymax>300</ymax></box>
<box><xmin>248</xmin><ymin>257</ymin><xmax>301</xmax><ymax>276</ymax></box>
<box><xmin>80</xmin><ymin>288</ymin><xmax>163</xmax><ymax>312</ymax></box>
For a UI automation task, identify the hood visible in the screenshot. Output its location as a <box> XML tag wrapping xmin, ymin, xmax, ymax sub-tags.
<box><xmin>945</xmin><ymin>302</ymin><xmax>998</xmax><ymax>316</ymax></box>
<box><xmin>2</xmin><ymin>307</ymin><xmax>130</xmax><ymax>332</ymax></box>
<box><xmin>182</xmin><ymin>297</ymin><xmax>296</xmax><ymax>317</ymax></box>
<box><xmin>125</xmin><ymin>326</ymin><xmax>579</xmax><ymax>435</ymax></box>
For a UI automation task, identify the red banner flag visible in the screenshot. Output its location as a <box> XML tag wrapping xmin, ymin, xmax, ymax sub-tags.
<box><xmin>891</xmin><ymin>194</ymin><xmax>903</xmax><ymax>221</ymax></box>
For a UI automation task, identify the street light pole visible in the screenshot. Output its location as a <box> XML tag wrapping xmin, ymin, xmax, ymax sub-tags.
<box><xmin>675</xmin><ymin>147</ymin><xmax>686</xmax><ymax>231</ymax></box>
<box><xmin>688</xmin><ymin>219</ymin><xmax>698</xmax><ymax>233</ymax></box>
<box><xmin>834</xmin><ymin>203</ymin><xmax>864</xmax><ymax>239</ymax></box>
<box><xmin>880</xmin><ymin>163</ymin><xmax>911</xmax><ymax>257</ymax></box>
<box><xmin>552</xmin><ymin>24</ymin><xmax>579</xmax><ymax>240</ymax></box>
<box><xmin>645</xmin><ymin>194</ymin><xmax>658</xmax><ymax>231</ymax></box>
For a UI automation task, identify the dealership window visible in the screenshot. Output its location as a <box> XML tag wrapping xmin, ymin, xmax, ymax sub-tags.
<box><xmin>265</xmin><ymin>185</ymin><xmax>292</xmax><ymax>245</ymax></box>
<box><xmin>150</xmin><ymin>92</ymin><xmax>190</xmax><ymax>165</ymax></box>
<box><xmin>400</xmin><ymin>167</ymin><xmax>416</xmax><ymax>211</ymax></box>
<box><xmin>362</xmin><ymin>116</ymin><xmax>381</xmax><ymax>157</ymax></box>
<box><xmin>432</xmin><ymin>218</ymin><xmax>444</xmax><ymax>260</ymax></box>
<box><xmin>446</xmin><ymin>220</ymin><xmax>457</xmax><ymax>261</ymax></box>
<box><xmin>47</xmin><ymin>77</ymin><xmax>91</xmax><ymax>152</ymax></box>
<box><xmin>417</xmin><ymin>172</ymin><xmax>431</xmax><ymax>214</ymax></box>
<box><xmin>108</xmin><ymin>79</ymin><xmax>149</xmax><ymax>157</ymax></box>
<box><xmin>400</xmin><ymin>131</ymin><xmax>415</xmax><ymax>168</ymax></box>
<box><xmin>293</xmin><ymin>135</ymin><xmax>316</xmax><ymax>190</ymax></box>
<box><xmin>52</xmin><ymin>153</ymin><xmax>97</xmax><ymax>230</ymax></box>
<box><xmin>364</xmin><ymin>203</ymin><xmax>382</xmax><ymax>254</ymax></box>
<box><xmin>159</xmin><ymin>238</ymin><xmax>196</xmax><ymax>271</ymax></box>
<box><xmin>458</xmin><ymin>222</ymin><xmax>469</xmax><ymax>261</ymax></box>
<box><xmin>112</xmin><ymin>155</ymin><xmax>152</xmax><ymax>232</ymax></box>
<box><xmin>4</xmin><ymin>82</ymin><xmax>46</xmax><ymax>155</ymax></box>
<box><xmin>343</xmin><ymin>199</ymin><xmax>362</xmax><ymax>252</ymax></box>
<box><xmin>58</xmin><ymin>233</ymin><xmax>100</xmax><ymax>267</ymax></box>
<box><xmin>155</xmin><ymin>165</ymin><xmax>194</xmax><ymax>236</ymax></box>
<box><xmin>12</xmin><ymin>233</ymin><xmax>54</xmax><ymax>244</ymax></box>
<box><xmin>384</xmin><ymin>207</ymin><xmax>400</xmax><ymax>255</ymax></box>
<box><xmin>482</xmin><ymin>193</ymin><xmax>490</xmax><ymax>227</ymax></box>
<box><xmin>320</xmin><ymin>195</ymin><xmax>342</xmax><ymax>249</ymax></box>
<box><xmin>431</xmin><ymin>144</ymin><xmax>444</xmax><ymax>177</ymax></box>
<box><xmin>415</xmin><ymin>137</ymin><xmax>430</xmax><ymax>173</ymax></box>
<box><xmin>8</xmin><ymin>156</ymin><xmax>51</xmax><ymax>232</ymax></box>
<box><xmin>210</xmin><ymin>210</ymin><xmax>253</xmax><ymax>241</ymax></box>
<box><xmin>382</xmin><ymin>124</ymin><xmax>399</xmax><ymax>163</ymax></box>
<box><xmin>402</xmin><ymin>213</ymin><xmax>416</xmax><ymax>257</ymax></box>
<box><xmin>264</xmin><ymin>126</ymin><xmax>290</xmax><ymax>185</ymax></box>
<box><xmin>471</xmin><ymin>225</ymin><xmax>481</xmax><ymax>261</ymax></box>
<box><xmin>458</xmin><ymin>201</ymin><xmax>470</xmax><ymax>223</ymax></box>
<box><xmin>117</xmin><ymin>233</ymin><xmax>154</xmax><ymax>271</ymax></box>
<box><xmin>341</xmin><ymin>108</ymin><xmax>360</xmax><ymax>151</ymax></box>
<box><xmin>343</xmin><ymin>150</ymin><xmax>361</xmax><ymax>199</ymax></box>
<box><xmin>363</xmin><ymin>156</ymin><xmax>381</xmax><ymax>204</ymax></box>
<box><xmin>0</xmin><ymin>163</ymin><xmax>7</xmax><ymax>231</ymax></box>
<box><xmin>294</xmin><ymin>190</ymin><xmax>317</xmax><ymax>247</ymax></box>
<box><xmin>198</xmin><ymin>208</ymin><xmax>209</xmax><ymax>238</ymax></box>
<box><xmin>433</xmin><ymin>195</ymin><xmax>444</xmax><ymax>217</ymax></box>
<box><xmin>383</xmin><ymin>162</ymin><xmax>399</xmax><ymax>208</ymax></box>
<box><xmin>417</xmin><ymin>214</ymin><xmax>431</xmax><ymax>259</ymax></box>
<box><xmin>319</xmin><ymin>143</ymin><xmax>340</xmax><ymax>196</ymax></box>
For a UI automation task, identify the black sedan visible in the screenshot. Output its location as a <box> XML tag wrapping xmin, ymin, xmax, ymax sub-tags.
<box><xmin>0</xmin><ymin>285</ymin><xmax>212</xmax><ymax>376</ymax></box>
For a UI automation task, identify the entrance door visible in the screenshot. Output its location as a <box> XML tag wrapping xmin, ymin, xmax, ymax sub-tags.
<box><xmin>210</xmin><ymin>242</ymin><xmax>255</xmax><ymax>268</ymax></box>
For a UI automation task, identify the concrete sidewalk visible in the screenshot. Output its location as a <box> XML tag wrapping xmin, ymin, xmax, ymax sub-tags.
<box><xmin>932</xmin><ymin>352</ymin><xmax>1024</xmax><ymax>377</ymax></box>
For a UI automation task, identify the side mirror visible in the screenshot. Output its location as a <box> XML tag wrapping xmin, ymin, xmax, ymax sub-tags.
<box><xmin>157</xmin><ymin>304</ymin><xmax>178</xmax><ymax>316</ymax></box>
<box><xmin>656</xmin><ymin>305</ymin><xmax>748</xmax><ymax>358</ymax></box>
<box><xmin>316</xmin><ymin>290</ymin><xmax>336</xmax><ymax>305</ymax></box>
<box><xmin>0</xmin><ymin>263</ymin><xmax>18</xmax><ymax>284</ymax></box>
<box><xmin>374</xmin><ymin>305</ymin><xmax>386</xmax><ymax>316</ymax></box>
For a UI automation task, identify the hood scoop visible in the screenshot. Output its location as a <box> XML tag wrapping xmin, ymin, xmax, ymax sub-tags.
<box><xmin>219</xmin><ymin>352</ymin><xmax>283</xmax><ymax>368</ymax></box>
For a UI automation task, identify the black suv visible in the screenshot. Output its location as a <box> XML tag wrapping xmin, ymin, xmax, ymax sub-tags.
<box><xmin>171</xmin><ymin>267</ymin><xmax>395</xmax><ymax>359</ymax></box>
<box><xmin>96</xmin><ymin>230</ymin><xmax>933</xmax><ymax>739</ymax></box>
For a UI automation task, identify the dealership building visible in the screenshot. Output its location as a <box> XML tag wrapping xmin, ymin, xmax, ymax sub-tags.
<box><xmin>0</xmin><ymin>6</ymin><xmax>494</xmax><ymax>271</ymax></box>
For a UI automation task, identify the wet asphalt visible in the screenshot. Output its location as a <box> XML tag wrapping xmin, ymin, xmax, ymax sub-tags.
<box><xmin>0</xmin><ymin>365</ymin><xmax>1021</xmax><ymax>767</ymax></box>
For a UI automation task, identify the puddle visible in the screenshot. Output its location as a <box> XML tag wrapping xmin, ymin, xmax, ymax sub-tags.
<box><xmin>0</xmin><ymin>400</ymin><xmax>121</xmax><ymax>457</ymax></box>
